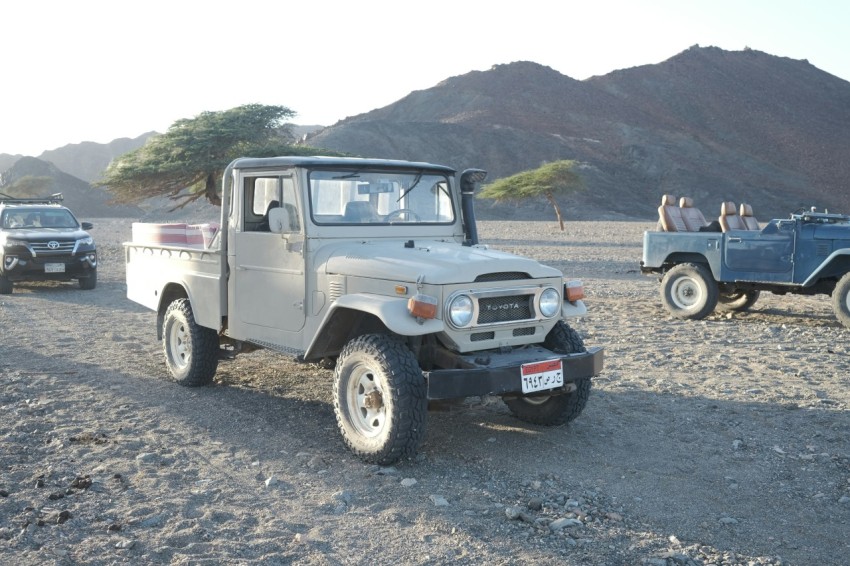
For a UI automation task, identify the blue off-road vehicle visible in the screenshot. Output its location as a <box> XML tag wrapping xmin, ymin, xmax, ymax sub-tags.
<box><xmin>641</xmin><ymin>199</ymin><xmax>850</xmax><ymax>328</ymax></box>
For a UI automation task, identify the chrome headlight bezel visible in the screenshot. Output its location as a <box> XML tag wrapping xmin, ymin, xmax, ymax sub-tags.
<box><xmin>447</xmin><ymin>293</ymin><xmax>474</xmax><ymax>328</ymax></box>
<box><xmin>538</xmin><ymin>287</ymin><xmax>561</xmax><ymax>318</ymax></box>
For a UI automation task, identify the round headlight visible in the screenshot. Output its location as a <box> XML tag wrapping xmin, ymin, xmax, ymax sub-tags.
<box><xmin>448</xmin><ymin>294</ymin><xmax>474</xmax><ymax>327</ymax></box>
<box><xmin>539</xmin><ymin>287</ymin><xmax>561</xmax><ymax>318</ymax></box>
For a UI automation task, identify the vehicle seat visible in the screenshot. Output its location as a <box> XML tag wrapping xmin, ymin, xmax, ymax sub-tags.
<box><xmin>679</xmin><ymin>197</ymin><xmax>708</xmax><ymax>231</ymax></box>
<box><xmin>740</xmin><ymin>203</ymin><xmax>760</xmax><ymax>230</ymax></box>
<box><xmin>257</xmin><ymin>200</ymin><xmax>280</xmax><ymax>231</ymax></box>
<box><xmin>719</xmin><ymin>201</ymin><xmax>747</xmax><ymax>232</ymax></box>
<box><xmin>343</xmin><ymin>201</ymin><xmax>379</xmax><ymax>223</ymax></box>
<box><xmin>658</xmin><ymin>194</ymin><xmax>688</xmax><ymax>232</ymax></box>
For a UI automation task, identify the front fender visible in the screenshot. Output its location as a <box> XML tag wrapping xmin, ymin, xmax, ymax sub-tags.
<box><xmin>803</xmin><ymin>249</ymin><xmax>850</xmax><ymax>286</ymax></box>
<box><xmin>303</xmin><ymin>293</ymin><xmax>445</xmax><ymax>360</ymax></box>
<box><xmin>561</xmin><ymin>300</ymin><xmax>587</xmax><ymax>318</ymax></box>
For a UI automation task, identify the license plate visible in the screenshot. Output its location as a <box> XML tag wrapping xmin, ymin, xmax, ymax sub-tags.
<box><xmin>520</xmin><ymin>359</ymin><xmax>564</xmax><ymax>394</ymax></box>
<box><xmin>44</xmin><ymin>263</ymin><xmax>65</xmax><ymax>273</ymax></box>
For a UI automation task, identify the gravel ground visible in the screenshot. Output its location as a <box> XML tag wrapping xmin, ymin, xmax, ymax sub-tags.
<box><xmin>1</xmin><ymin>218</ymin><xmax>848</xmax><ymax>565</ymax></box>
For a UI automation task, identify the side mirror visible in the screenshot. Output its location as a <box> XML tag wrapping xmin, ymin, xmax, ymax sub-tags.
<box><xmin>81</xmin><ymin>221</ymin><xmax>94</xmax><ymax>230</ymax></box>
<box><xmin>267</xmin><ymin>208</ymin><xmax>289</xmax><ymax>233</ymax></box>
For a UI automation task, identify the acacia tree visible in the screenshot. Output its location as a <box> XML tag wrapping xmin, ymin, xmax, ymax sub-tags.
<box><xmin>99</xmin><ymin>104</ymin><xmax>324</xmax><ymax>208</ymax></box>
<box><xmin>477</xmin><ymin>160</ymin><xmax>584</xmax><ymax>231</ymax></box>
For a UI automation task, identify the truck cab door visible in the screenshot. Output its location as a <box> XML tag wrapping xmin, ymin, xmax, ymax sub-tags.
<box><xmin>229</xmin><ymin>174</ymin><xmax>306</xmax><ymax>346</ymax></box>
<box><xmin>722</xmin><ymin>220</ymin><xmax>794</xmax><ymax>282</ymax></box>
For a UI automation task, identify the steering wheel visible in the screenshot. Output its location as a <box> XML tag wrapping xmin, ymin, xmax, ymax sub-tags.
<box><xmin>385</xmin><ymin>209</ymin><xmax>422</xmax><ymax>222</ymax></box>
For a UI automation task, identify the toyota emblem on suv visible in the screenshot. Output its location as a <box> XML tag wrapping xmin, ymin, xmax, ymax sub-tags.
<box><xmin>47</xmin><ymin>240</ymin><xmax>60</xmax><ymax>249</ymax></box>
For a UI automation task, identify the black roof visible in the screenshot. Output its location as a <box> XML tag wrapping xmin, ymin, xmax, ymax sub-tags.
<box><xmin>228</xmin><ymin>156</ymin><xmax>456</xmax><ymax>174</ymax></box>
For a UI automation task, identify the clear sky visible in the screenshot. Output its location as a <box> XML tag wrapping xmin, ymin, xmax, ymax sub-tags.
<box><xmin>0</xmin><ymin>0</ymin><xmax>846</xmax><ymax>156</ymax></box>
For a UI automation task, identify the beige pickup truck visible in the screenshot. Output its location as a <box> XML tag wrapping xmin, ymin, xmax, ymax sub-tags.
<box><xmin>125</xmin><ymin>156</ymin><xmax>603</xmax><ymax>464</ymax></box>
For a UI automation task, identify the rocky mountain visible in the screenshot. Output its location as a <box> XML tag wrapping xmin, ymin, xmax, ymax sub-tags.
<box><xmin>307</xmin><ymin>46</ymin><xmax>850</xmax><ymax>220</ymax></box>
<box><xmin>37</xmin><ymin>132</ymin><xmax>156</xmax><ymax>183</ymax></box>
<box><xmin>0</xmin><ymin>157</ymin><xmax>142</xmax><ymax>218</ymax></box>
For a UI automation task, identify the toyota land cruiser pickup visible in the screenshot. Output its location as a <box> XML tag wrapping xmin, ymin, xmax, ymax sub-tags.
<box><xmin>125</xmin><ymin>156</ymin><xmax>604</xmax><ymax>464</ymax></box>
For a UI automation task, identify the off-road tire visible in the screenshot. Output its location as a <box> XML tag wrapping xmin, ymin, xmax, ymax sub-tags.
<box><xmin>717</xmin><ymin>289</ymin><xmax>759</xmax><ymax>312</ymax></box>
<box><xmin>333</xmin><ymin>334</ymin><xmax>427</xmax><ymax>464</ymax></box>
<box><xmin>0</xmin><ymin>275</ymin><xmax>12</xmax><ymax>294</ymax></box>
<box><xmin>79</xmin><ymin>269</ymin><xmax>97</xmax><ymax>290</ymax></box>
<box><xmin>163</xmin><ymin>298</ymin><xmax>219</xmax><ymax>386</ymax></box>
<box><xmin>660</xmin><ymin>262</ymin><xmax>718</xmax><ymax>320</ymax></box>
<box><xmin>504</xmin><ymin>321</ymin><xmax>592</xmax><ymax>426</ymax></box>
<box><xmin>832</xmin><ymin>273</ymin><xmax>850</xmax><ymax>328</ymax></box>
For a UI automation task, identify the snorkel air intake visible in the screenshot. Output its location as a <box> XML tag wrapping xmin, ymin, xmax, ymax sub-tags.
<box><xmin>459</xmin><ymin>168</ymin><xmax>487</xmax><ymax>246</ymax></box>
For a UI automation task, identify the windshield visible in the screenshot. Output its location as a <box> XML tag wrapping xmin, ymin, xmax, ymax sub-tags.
<box><xmin>308</xmin><ymin>169</ymin><xmax>455</xmax><ymax>225</ymax></box>
<box><xmin>1</xmin><ymin>208</ymin><xmax>79</xmax><ymax>229</ymax></box>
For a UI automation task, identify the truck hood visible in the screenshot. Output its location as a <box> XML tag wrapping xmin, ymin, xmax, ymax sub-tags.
<box><xmin>323</xmin><ymin>240</ymin><xmax>561</xmax><ymax>284</ymax></box>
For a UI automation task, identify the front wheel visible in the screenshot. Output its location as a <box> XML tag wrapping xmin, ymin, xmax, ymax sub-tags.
<box><xmin>717</xmin><ymin>289</ymin><xmax>759</xmax><ymax>312</ymax></box>
<box><xmin>0</xmin><ymin>275</ymin><xmax>12</xmax><ymax>294</ymax></box>
<box><xmin>832</xmin><ymin>273</ymin><xmax>850</xmax><ymax>328</ymax></box>
<box><xmin>162</xmin><ymin>298</ymin><xmax>219</xmax><ymax>386</ymax></box>
<box><xmin>504</xmin><ymin>321</ymin><xmax>592</xmax><ymax>426</ymax></box>
<box><xmin>333</xmin><ymin>334</ymin><xmax>427</xmax><ymax>464</ymax></box>
<box><xmin>79</xmin><ymin>269</ymin><xmax>97</xmax><ymax>290</ymax></box>
<box><xmin>660</xmin><ymin>263</ymin><xmax>718</xmax><ymax>320</ymax></box>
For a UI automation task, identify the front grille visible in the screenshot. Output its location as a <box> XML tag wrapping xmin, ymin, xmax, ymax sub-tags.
<box><xmin>477</xmin><ymin>295</ymin><xmax>533</xmax><ymax>324</ymax></box>
<box><xmin>471</xmin><ymin>331</ymin><xmax>495</xmax><ymax>342</ymax></box>
<box><xmin>30</xmin><ymin>240</ymin><xmax>76</xmax><ymax>255</ymax></box>
<box><xmin>513</xmin><ymin>327</ymin><xmax>536</xmax><ymax>337</ymax></box>
<box><xmin>475</xmin><ymin>272</ymin><xmax>531</xmax><ymax>282</ymax></box>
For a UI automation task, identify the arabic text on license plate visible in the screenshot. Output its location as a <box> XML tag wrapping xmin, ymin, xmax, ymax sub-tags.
<box><xmin>44</xmin><ymin>263</ymin><xmax>65</xmax><ymax>273</ymax></box>
<box><xmin>520</xmin><ymin>359</ymin><xmax>564</xmax><ymax>394</ymax></box>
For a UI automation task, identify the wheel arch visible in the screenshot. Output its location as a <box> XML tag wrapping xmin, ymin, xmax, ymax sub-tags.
<box><xmin>803</xmin><ymin>251</ymin><xmax>850</xmax><ymax>287</ymax></box>
<box><xmin>156</xmin><ymin>283</ymin><xmax>190</xmax><ymax>340</ymax></box>
<box><xmin>303</xmin><ymin>293</ymin><xmax>444</xmax><ymax>362</ymax></box>
<box><xmin>662</xmin><ymin>252</ymin><xmax>718</xmax><ymax>278</ymax></box>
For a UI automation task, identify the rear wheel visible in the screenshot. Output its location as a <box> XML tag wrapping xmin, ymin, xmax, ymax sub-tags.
<box><xmin>832</xmin><ymin>273</ymin><xmax>850</xmax><ymax>328</ymax></box>
<box><xmin>503</xmin><ymin>321</ymin><xmax>592</xmax><ymax>426</ymax></box>
<box><xmin>660</xmin><ymin>263</ymin><xmax>718</xmax><ymax>319</ymax></box>
<box><xmin>163</xmin><ymin>299</ymin><xmax>219</xmax><ymax>386</ymax></box>
<box><xmin>717</xmin><ymin>289</ymin><xmax>759</xmax><ymax>312</ymax></box>
<box><xmin>333</xmin><ymin>334</ymin><xmax>427</xmax><ymax>464</ymax></box>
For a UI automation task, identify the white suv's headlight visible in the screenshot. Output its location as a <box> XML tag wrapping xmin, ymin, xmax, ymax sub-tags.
<box><xmin>539</xmin><ymin>287</ymin><xmax>561</xmax><ymax>318</ymax></box>
<box><xmin>3</xmin><ymin>238</ymin><xmax>27</xmax><ymax>248</ymax></box>
<box><xmin>78</xmin><ymin>236</ymin><xmax>94</xmax><ymax>246</ymax></box>
<box><xmin>448</xmin><ymin>294</ymin><xmax>474</xmax><ymax>327</ymax></box>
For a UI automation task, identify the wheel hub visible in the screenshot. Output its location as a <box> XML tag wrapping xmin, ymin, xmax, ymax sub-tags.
<box><xmin>363</xmin><ymin>390</ymin><xmax>383</xmax><ymax>410</ymax></box>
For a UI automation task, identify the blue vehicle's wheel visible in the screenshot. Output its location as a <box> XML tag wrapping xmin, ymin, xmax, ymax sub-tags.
<box><xmin>831</xmin><ymin>273</ymin><xmax>850</xmax><ymax>328</ymax></box>
<box><xmin>660</xmin><ymin>263</ymin><xmax>718</xmax><ymax>320</ymax></box>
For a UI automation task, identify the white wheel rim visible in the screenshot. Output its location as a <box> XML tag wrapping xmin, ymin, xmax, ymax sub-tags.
<box><xmin>346</xmin><ymin>364</ymin><xmax>386</xmax><ymax>438</ymax></box>
<box><xmin>168</xmin><ymin>320</ymin><xmax>190</xmax><ymax>370</ymax></box>
<box><xmin>670</xmin><ymin>276</ymin><xmax>702</xmax><ymax>309</ymax></box>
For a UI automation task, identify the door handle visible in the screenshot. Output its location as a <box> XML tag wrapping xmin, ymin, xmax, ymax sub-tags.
<box><xmin>728</xmin><ymin>237</ymin><xmax>742</xmax><ymax>243</ymax></box>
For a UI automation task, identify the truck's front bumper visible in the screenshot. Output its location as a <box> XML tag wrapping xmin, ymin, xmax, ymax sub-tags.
<box><xmin>424</xmin><ymin>346</ymin><xmax>604</xmax><ymax>400</ymax></box>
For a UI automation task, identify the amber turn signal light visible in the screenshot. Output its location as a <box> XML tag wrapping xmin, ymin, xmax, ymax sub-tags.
<box><xmin>407</xmin><ymin>294</ymin><xmax>438</xmax><ymax>319</ymax></box>
<box><xmin>565</xmin><ymin>280</ymin><xmax>585</xmax><ymax>302</ymax></box>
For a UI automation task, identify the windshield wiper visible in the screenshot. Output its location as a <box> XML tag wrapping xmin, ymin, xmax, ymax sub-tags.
<box><xmin>397</xmin><ymin>172</ymin><xmax>423</xmax><ymax>202</ymax></box>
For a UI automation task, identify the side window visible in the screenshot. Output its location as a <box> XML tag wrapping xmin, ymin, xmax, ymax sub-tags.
<box><xmin>279</xmin><ymin>177</ymin><xmax>301</xmax><ymax>232</ymax></box>
<box><xmin>243</xmin><ymin>175</ymin><xmax>300</xmax><ymax>232</ymax></box>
